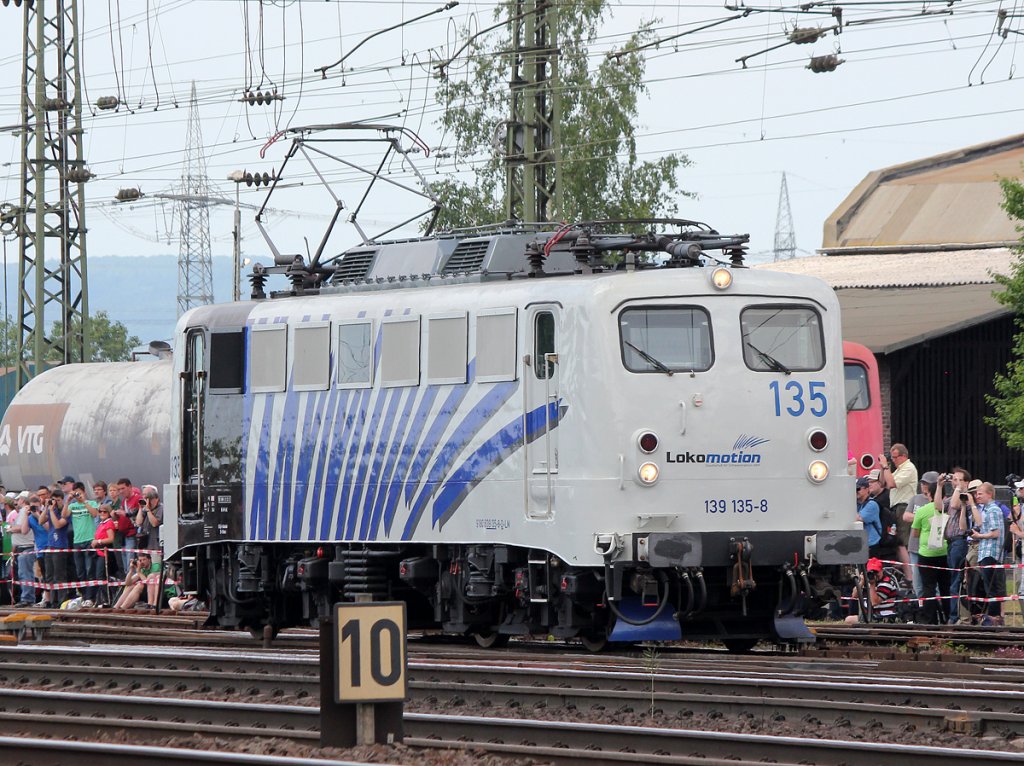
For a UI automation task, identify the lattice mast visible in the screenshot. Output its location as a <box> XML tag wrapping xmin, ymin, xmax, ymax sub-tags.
<box><xmin>773</xmin><ymin>172</ymin><xmax>796</xmax><ymax>262</ymax></box>
<box><xmin>177</xmin><ymin>81</ymin><xmax>214</xmax><ymax>315</ymax></box>
<box><xmin>14</xmin><ymin>0</ymin><xmax>91</xmax><ymax>389</ymax></box>
<box><xmin>505</xmin><ymin>0</ymin><xmax>561</xmax><ymax>223</ymax></box>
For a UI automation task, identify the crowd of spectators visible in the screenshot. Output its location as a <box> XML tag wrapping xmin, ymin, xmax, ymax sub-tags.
<box><xmin>0</xmin><ymin>476</ymin><xmax>170</xmax><ymax>610</ymax></box>
<box><xmin>853</xmin><ymin>444</ymin><xmax>1024</xmax><ymax>626</ymax></box>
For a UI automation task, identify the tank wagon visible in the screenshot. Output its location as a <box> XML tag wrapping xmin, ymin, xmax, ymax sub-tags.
<box><xmin>0</xmin><ymin>358</ymin><xmax>172</xmax><ymax>492</ymax></box>
<box><xmin>163</xmin><ymin>220</ymin><xmax>864</xmax><ymax>649</ymax></box>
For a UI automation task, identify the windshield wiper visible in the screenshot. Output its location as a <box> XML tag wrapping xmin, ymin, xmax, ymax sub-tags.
<box><xmin>625</xmin><ymin>340</ymin><xmax>674</xmax><ymax>376</ymax></box>
<box><xmin>745</xmin><ymin>341</ymin><xmax>791</xmax><ymax>375</ymax></box>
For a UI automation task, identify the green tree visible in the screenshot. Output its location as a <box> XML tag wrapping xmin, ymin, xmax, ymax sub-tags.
<box><xmin>46</xmin><ymin>310</ymin><xmax>141</xmax><ymax>363</ymax></box>
<box><xmin>987</xmin><ymin>178</ymin><xmax>1024</xmax><ymax>448</ymax></box>
<box><xmin>0</xmin><ymin>314</ymin><xmax>17</xmax><ymax>370</ymax></box>
<box><xmin>433</xmin><ymin>0</ymin><xmax>690</xmax><ymax>229</ymax></box>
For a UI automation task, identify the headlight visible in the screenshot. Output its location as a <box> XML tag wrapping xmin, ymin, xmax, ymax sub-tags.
<box><xmin>808</xmin><ymin>460</ymin><xmax>829</xmax><ymax>483</ymax></box>
<box><xmin>710</xmin><ymin>267</ymin><xmax>732</xmax><ymax>290</ymax></box>
<box><xmin>638</xmin><ymin>462</ymin><xmax>660</xmax><ymax>485</ymax></box>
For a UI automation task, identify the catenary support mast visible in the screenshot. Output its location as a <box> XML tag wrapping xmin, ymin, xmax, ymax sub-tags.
<box><xmin>505</xmin><ymin>0</ymin><xmax>561</xmax><ymax>223</ymax></box>
<box><xmin>14</xmin><ymin>0</ymin><xmax>91</xmax><ymax>388</ymax></box>
<box><xmin>177</xmin><ymin>82</ymin><xmax>214</xmax><ymax>315</ymax></box>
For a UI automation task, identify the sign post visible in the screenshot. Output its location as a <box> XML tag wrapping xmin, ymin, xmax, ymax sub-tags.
<box><xmin>320</xmin><ymin>601</ymin><xmax>406</xmax><ymax>747</ymax></box>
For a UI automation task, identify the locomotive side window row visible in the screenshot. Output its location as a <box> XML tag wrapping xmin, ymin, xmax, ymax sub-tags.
<box><xmin>239</xmin><ymin>308</ymin><xmax>519</xmax><ymax>395</ymax></box>
<box><xmin>381</xmin><ymin>317</ymin><xmax>421</xmax><ymax>387</ymax></box>
<box><xmin>338</xmin><ymin>321</ymin><xmax>373</xmax><ymax>387</ymax></box>
<box><xmin>617</xmin><ymin>304</ymin><xmax>824</xmax><ymax>374</ymax></box>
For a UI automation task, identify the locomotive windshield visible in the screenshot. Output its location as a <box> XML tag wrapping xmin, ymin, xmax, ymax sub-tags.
<box><xmin>740</xmin><ymin>306</ymin><xmax>824</xmax><ymax>372</ymax></box>
<box><xmin>619</xmin><ymin>307</ymin><xmax>713</xmax><ymax>373</ymax></box>
<box><xmin>844</xmin><ymin>363</ymin><xmax>871</xmax><ymax>411</ymax></box>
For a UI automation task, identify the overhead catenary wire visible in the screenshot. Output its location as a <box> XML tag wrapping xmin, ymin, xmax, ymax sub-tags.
<box><xmin>0</xmin><ymin>0</ymin><xmax>1019</xmax><ymax>237</ymax></box>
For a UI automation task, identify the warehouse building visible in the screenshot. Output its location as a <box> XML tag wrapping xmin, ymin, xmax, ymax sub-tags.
<box><xmin>761</xmin><ymin>134</ymin><xmax>1024</xmax><ymax>481</ymax></box>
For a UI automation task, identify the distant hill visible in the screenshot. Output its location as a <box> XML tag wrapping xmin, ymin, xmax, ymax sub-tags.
<box><xmin>0</xmin><ymin>255</ymin><xmax>270</xmax><ymax>348</ymax></box>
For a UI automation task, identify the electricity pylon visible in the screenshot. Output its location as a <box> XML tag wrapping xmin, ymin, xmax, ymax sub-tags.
<box><xmin>11</xmin><ymin>0</ymin><xmax>91</xmax><ymax>388</ymax></box>
<box><xmin>505</xmin><ymin>0</ymin><xmax>561</xmax><ymax>223</ymax></box>
<box><xmin>177</xmin><ymin>81</ymin><xmax>214</xmax><ymax>315</ymax></box>
<box><xmin>773</xmin><ymin>172</ymin><xmax>796</xmax><ymax>262</ymax></box>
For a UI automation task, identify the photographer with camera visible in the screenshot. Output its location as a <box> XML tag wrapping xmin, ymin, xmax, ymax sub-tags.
<box><xmin>879</xmin><ymin>443</ymin><xmax>918</xmax><ymax>581</ymax></box>
<box><xmin>909</xmin><ymin>476</ymin><xmax>950</xmax><ymax>624</ymax></box>
<box><xmin>938</xmin><ymin>468</ymin><xmax>973</xmax><ymax>623</ymax></box>
<box><xmin>844</xmin><ymin>557</ymin><xmax>900</xmax><ymax>623</ymax></box>
<box><xmin>113</xmin><ymin>552</ymin><xmax>159</xmax><ymax>610</ymax></box>
<box><xmin>10</xmin><ymin>494</ymin><xmax>36</xmax><ymax>607</ymax></box>
<box><xmin>968</xmin><ymin>482</ymin><xmax>1005</xmax><ymax>626</ymax></box>
<box><xmin>67</xmin><ymin>480</ymin><xmax>101</xmax><ymax>606</ymax></box>
<box><xmin>43</xmin><ymin>489</ymin><xmax>70</xmax><ymax>608</ymax></box>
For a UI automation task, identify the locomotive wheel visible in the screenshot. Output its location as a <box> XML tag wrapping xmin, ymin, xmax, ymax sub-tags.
<box><xmin>579</xmin><ymin>631</ymin><xmax>609</xmax><ymax>653</ymax></box>
<box><xmin>721</xmin><ymin>638</ymin><xmax>758</xmax><ymax>653</ymax></box>
<box><xmin>472</xmin><ymin>630</ymin><xmax>510</xmax><ymax>649</ymax></box>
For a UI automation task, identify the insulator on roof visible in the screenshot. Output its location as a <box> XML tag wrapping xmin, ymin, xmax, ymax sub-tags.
<box><xmin>807</xmin><ymin>54</ymin><xmax>844</xmax><ymax>73</ymax></box>
<box><xmin>95</xmin><ymin>96</ymin><xmax>120</xmax><ymax>111</ymax></box>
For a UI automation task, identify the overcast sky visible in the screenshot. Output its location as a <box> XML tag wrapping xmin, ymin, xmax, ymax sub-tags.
<box><xmin>1</xmin><ymin>0</ymin><xmax>1022</xmax><ymax>273</ymax></box>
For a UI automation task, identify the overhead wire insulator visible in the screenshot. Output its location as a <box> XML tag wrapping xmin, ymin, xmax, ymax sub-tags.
<box><xmin>95</xmin><ymin>96</ymin><xmax>120</xmax><ymax>110</ymax></box>
<box><xmin>66</xmin><ymin>167</ymin><xmax>94</xmax><ymax>183</ymax></box>
<box><xmin>242</xmin><ymin>170</ymin><xmax>278</xmax><ymax>187</ymax></box>
<box><xmin>43</xmin><ymin>97</ymin><xmax>69</xmax><ymax>112</ymax></box>
<box><xmin>240</xmin><ymin>89</ymin><xmax>285</xmax><ymax>107</ymax></box>
<box><xmin>807</xmin><ymin>54</ymin><xmax>844</xmax><ymax>74</ymax></box>
<box><xmin>1</xmin><ymin>0</ymin><xmax>34</xmax><ymax>7</ymax></box>
<box><xmin>789</xmin><ymin>27</ymin><xmax>824</xmax><ymax>45</ymax></box>
<box><xmin>115</xmin><ymin>187</ymin><xmax>142</xmax><ymax>202</ymax></box>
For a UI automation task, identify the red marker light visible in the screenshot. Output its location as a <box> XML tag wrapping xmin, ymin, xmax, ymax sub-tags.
<box><xmin>808</xmin><ymin>430</ymin><xmax>828</xmax><ymax>451</ymax></box>
<box><xmin>638</xmin><ymin>432</ymin><xmax>659</xmax><ymax>453</ymax></box>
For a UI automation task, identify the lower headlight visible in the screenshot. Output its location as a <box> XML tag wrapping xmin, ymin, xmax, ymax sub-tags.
<box><xmin>638</xmin><ymin>462</ymin><xmax>660</xmax><ymax>485</ymax></box>
<box><xmin>808</xmin><ymin>460</ymin><xmax>829</xmax><ymax>483</ymax></box>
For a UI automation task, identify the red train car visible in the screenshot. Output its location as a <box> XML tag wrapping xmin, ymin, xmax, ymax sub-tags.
<box><xmin>844</xmin><ymin>341</ymin><xmax>883</xmax><ymax>477</ymax></box>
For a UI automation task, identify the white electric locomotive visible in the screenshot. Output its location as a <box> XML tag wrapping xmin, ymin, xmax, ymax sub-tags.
<box><xmin>165</xmin><ymin>220</ymin><xmax>863</xmax><ymax>649</ymax></box>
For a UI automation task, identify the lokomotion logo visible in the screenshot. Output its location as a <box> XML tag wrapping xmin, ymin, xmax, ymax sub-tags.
<box><xmin>666</xmin><ymin>434</ymin><xmax>770</xmax><ymax>466</ymax></box>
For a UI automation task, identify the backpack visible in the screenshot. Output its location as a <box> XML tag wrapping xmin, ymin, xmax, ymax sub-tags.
<box><xmin>1004</xmin><ymin>504</ymin><xmax>1018</xmax><ymax>556</ymax></box>
<box><xmin>877</xmin><ymin>504</ymin><xmax>899</xmax><ymax>549</ymax></box>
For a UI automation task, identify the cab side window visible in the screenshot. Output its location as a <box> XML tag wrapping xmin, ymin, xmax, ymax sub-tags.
<box><xmin>534</xmin><ymin>312</ymin><xmax>555</xmax><ymax>379</ymax></box>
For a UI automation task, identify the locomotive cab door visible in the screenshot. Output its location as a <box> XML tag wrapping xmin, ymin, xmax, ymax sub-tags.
<box><xmin>525</xmin><ymin>306</ymin><xmax>559</xmax><ymax>519</ymax></box>
<box><xmin>179</xmin><ymin>329</ymin><xmax>206</xmax><ymax>518</ymax></box>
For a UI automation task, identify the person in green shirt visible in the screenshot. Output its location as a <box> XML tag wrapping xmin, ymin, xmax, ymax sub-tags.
<box><xmin>910</xmin><ymin>476</ymin><xmax>950</xmax><ymax>625</ymax></box>
<box><xmin>67</xmin><ymin>483</ymin><xmax>100</xmax><ymax>603</ymax></box>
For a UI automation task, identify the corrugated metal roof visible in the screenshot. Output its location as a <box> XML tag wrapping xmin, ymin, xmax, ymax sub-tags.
<box><xmin>757</xmin><ymin>250</ymin><xmax>1014</xmax><ymax>353</ymax></box>
<box><xmin>756</xmin><ymin>247</ymin><xmax>1017</xmax><ymax>289</ymax></box>
<box><xmin>823</xmin><ymin>134</ymin><xmax>1024</xmax><ymax>249</ymax></box>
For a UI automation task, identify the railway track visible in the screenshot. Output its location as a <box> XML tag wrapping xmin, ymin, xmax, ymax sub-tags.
<box><xmin>9</xmin><ymin>607</ymin><xmax>1024</xmax><ymax>655</ymax></box>
<box><xmin>3</xmin><ymin>644</ymin><xmax>1024</xmax><ymax>753</ymax></box>
<box><xmin>0</xmin><ymin>686</ymin><xmax>1021</xmax><ymax>766</ymax></box>
<box><xmin>810</xmin><ymin>621</ymin><xmax>1024</xmax><ymax>649</ymax></box>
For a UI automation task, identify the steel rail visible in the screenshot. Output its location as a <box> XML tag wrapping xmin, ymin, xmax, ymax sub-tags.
<box><xmin>5</xmin><ymin>644</ymin><xmax>1024</xmax><ymax>709</ymax></box>
<box><xmin>0</xmin><ymin>690</ymin><xmax>1019</xmax><ymax>766</ymax></box>
<box><xmin>0</xmin><ymin>735</ymin><xmax>377</xmax><ymax>766</ymax></box>
<box><xmin>4</xmin><ymin>653</ymin><xmax>1024</xmax><ymax>742</ymax></box>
